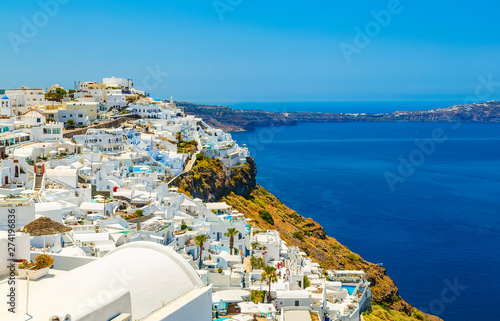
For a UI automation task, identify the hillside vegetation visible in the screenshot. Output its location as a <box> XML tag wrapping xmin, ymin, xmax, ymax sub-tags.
<box><xmin>176</xmin><ymin>157</ymin><xmax>442</xmax><ymax>321</ymax></box>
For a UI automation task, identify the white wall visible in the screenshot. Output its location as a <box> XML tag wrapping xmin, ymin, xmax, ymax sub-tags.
<box><xmin>0</xmin><ymin>202</ymin><xmax>35</xmax><ymax>232</ymax></box>
<box><xmin>147</xmin><ymin>286</ymin><xmax>213</xmax><ymax>321</ymax></box>
<box><xmin>0</xmin><ymin>232</ymin><xmax>30</xmax><ymax>278</ymax></box>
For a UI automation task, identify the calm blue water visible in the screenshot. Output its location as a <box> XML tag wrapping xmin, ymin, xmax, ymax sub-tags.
<box><xmin>232</xmin><ymin>121</ymin><xmax>500</xmax><ymax>321</ymax></box>
<box><xmin>220</xmin><ymin>101</ymin><xmax>466</xmax><ymax>114</ymax></box>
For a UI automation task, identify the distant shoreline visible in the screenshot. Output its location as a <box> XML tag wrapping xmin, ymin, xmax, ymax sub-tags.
<box><xmin>178</xmin><ymin>101</ymin><xmax>500</xmax><ymax>132</ymax></box>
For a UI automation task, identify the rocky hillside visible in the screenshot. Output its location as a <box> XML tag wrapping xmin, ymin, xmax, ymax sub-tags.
<box><xmin>176</xmin><ymin>156</ymin><xmax>257</xmax><ymax>201</ymax></box>
<box><xmin>178</xmin><ymin>101</ymin><xmax>500</xmax><ymax>132</ymax></box>
<box><xmin>175</xmin><ymin>157</ymin><xmax>442</xmax><ymax>321</ymax></box>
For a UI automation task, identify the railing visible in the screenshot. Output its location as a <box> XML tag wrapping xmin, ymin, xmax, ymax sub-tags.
<box><xmin>44</xmin><ymin>176</ymin><xmax>75</xmax><ymax>191</ymax></box>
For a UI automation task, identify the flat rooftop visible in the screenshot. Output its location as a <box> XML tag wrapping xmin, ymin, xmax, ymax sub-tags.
<box><xmin>0</xmin><ymin>269</ymin><xmax>68</xmax><ymax>320</ymax></box>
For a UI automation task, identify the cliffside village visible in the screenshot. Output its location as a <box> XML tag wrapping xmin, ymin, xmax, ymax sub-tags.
<box><xmin>0</xmin><ymin>77</ymin><xmax>371</xmax><ymax>321</ymax></box>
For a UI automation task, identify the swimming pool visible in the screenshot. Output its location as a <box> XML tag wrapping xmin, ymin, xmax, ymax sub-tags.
<box><xmin>213</xmin><ymin>318</ymin><xmax>228</xmax><ymax>321</ymax></box>
<box><xmin>341</xmin><ymin>285</ymin><xmax>357</xmax><ymax>295</ymax></box>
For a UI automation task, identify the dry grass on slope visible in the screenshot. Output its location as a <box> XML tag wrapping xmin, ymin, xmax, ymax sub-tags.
<box><xmin>222</xmin><ymin>187</ymin><xmax>442</xmax><ymax>321</ymax></box>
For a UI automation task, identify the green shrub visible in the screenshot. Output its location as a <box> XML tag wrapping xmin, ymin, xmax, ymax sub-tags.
<box><xmin>249</xmin><ymin>290</ymin><xmax>267</xmax><ymax>303</ymax></box>
<box><xmin>412</xmin><ymin>309</ymin><xmax>426</xmax><ymax>321</ymax></box>
<box><xmin>303</xmin><ymin>275</ymin><xmax>310</xmax><ymax>288</ymax></box>
<box><xmin>259</xmin><ymin>210</ymin><xmax>274</xmax><ymax>225</ymax></box>
<box><xmin>292</xmin><ymin>231</ymin><xmax>304</xmax><ymax>241</ymax></box>
<box><xmin>250</xmin><ymin>256</ymin><xmax>265</xmax><ymax>269</ymax></box>
<box><xmin>181</xmin><ymin>223</ymin><xmax>188</xmax><ymax>230</ymax></box>
<box><xmin>347</xmin><ymin>253</ymin><xmax>358</xmax><ymax>261</ymax></box>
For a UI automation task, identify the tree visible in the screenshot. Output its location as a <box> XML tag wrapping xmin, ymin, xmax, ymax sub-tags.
<box><xmin>45</xmin><ymin>88</ymin><xmax>67</xmax><ymax>101</ymax></box>
<box><xmin>195</xmin><ymin>234</ymin><xmax>209</xmax><ymax>270</ymax></box>
<box><xmin>261</xmin><ymin>265</ymin><xmax>278</xmax><ymax>303</ymax></box>
<box><xmin>303</xmin><ymin>275</ymin><xmax>310</xmax><ymax>288</ymax></box>
<box><xmin>66</xmin><ymin>119</ymin><xmax>75</xmax><ymax>126</ymax></box>
<box><xmin>224</xmin><ymin>228</ymin><xmax>240</xmax><ymax>255</ymax></box>
<box><xmin>250</xmin><ymin>256</ymin><xmax>265</xmax><ymax>270</ymax></box>
<box><xmin>176</xmin><ymin>131</ymin><xmax>183</xmax><ymax>144</ymax></box>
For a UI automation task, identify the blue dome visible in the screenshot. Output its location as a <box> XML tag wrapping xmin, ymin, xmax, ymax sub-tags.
<box><xmin>1</xmin><ymin>96</ymin><xmax>8</xmax><ymax>100</ymax></box>
<box><xmin>154</xmin><ymin>97</ymin><xmax>162</xmax><ymax>102</ymax></box>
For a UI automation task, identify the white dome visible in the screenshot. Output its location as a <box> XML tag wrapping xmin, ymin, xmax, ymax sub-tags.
<box><xmin>20</xmin><ymin>242</ymin><xmax>204</xmax><ymax>320</ymax></box>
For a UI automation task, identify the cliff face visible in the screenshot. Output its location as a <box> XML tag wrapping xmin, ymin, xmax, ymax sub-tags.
<box><xmin>175</xmin><ymin>157</ymin><xmax>442</xmax><ymax>321</ymax></box>
<box><xmin>176</xmin><ymin>156</ymin><xmax>257</xmax><ymax>202</ymax></box>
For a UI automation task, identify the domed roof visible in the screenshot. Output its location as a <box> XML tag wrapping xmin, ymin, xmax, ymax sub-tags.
<box><xmin>19</xmin><ymin>242</ymin><xmax>204</xmax><ymax>320</ymax></box>
<box><xmin>1</xmin><ymin>95</ymin><xmax>8</xmax><ymax>100</ymax></box>
<box><xmin>22</xmin><ymin>109</ymin><xmax>44</xmax><ymax>118</ymax></box>
<box><xmin>154</xmin><ymin>97</ymin><xmax>162</xmax><ymax>102</ymax></box>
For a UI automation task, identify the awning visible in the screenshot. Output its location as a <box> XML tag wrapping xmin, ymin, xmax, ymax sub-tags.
<box><xmin>205</xmin><ymin>202</ymin><xmax>231</xmax><ymax>211</ymax></box>
<box><xmin>181</xmin><ymin>198</ymin><xmax>198</xmax><ymax>207</ymax></box>
<box><xmin>237</xmin><ymin>302</ymin><xmax>259</xmax><ymax>314</ymax></box>
<box><xmin>257</xmin><ymin>303</ymin><xmax>276</xmax><ymax>314</ymax></box>
<box><xmin>229</xmin><ymin>315</ymin><xmax>254</xmax><ymax>321</ymax></box>
<box><xmin>215</xmin><ymin>290</ymin><xmax>250</xmax><ymax>303</ymax></box>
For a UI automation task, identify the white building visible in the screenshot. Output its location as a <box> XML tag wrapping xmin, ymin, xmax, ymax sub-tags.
<box><xmin>0</xmin><ymin>242</ymin><xmax>212</xmax><ymax>321</ymax></box>
<box><xmin>128</xmin><ymin>103</ymin><xmax>164</xmax><ymax>119</ymax></box>
<box><xmin>30</xmin><ymin>121</ymin><xmax>63</xmax><ymax>142</ymax></box>
<box><xmin>0</xmin><ymin>95</ymin><xmax>12</xmax><ymax>117</ymax></box>
<box><xmin>73</xmin><ymin>129</ymin><xmax>126</xmax><ymax>153</ymax></box>
<box><xmin>0</xmin><ymin>199</ymin><xmax>35</xmax><ymax>232</ymax></box>
<box><xmin>58</xmin><ymin>109</ymin><xmax>88</xmax><ymax>125</ymax></box>
<box><xmin>5</xmin><ymin>87</ymin><xmax>45</xmax><ymax>110</ymax></box>
<box><xmin>106</xmin><ymin>90</ymin><xmax>127</xmax><ymax>109</ymax></box>
<box><xmin>103</xmin><ymin>76</ymin><xmax>133</xmax><ymax>90</ymax></box>
<box><xmin>20</xmin><ymin>109</ymin><xmax>46</xmax><ymax>127</ymax></box>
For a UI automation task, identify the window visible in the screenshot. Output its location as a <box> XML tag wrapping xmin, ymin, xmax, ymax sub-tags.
<box><xmin>43</xmin><ymin>128</ymin><xmax>51</xmax><ymax>134</ymax></box>
<box><xmin>295</xmin><ymin>301</ymin><xmax>299</xmax><ymax>306</ymax></box>
<box><xmin>37</xmin><ymin>118</ymin><xmax>41</xmax><ymax>123</ymax></box>
<box><xmin>78</xmin><ymin>114</ymin><xmax>83</xmax><ymax>117</ymax></box>
<box><xmin>53</xmin><ymin>128</ymin><xmax>60</xmax><ymax>134</ymax></box>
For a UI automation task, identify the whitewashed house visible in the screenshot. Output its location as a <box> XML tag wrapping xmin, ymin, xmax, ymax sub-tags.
<box><xmin>0</xmin><ymin>95</ymin><xmax>12</xmax><ymax>117</ymax></box>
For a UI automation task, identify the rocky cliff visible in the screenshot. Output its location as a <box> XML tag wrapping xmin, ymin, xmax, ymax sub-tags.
<box><xmin>178</xmin><ymin>101</ymin><xmax>500</xmax><ymax>132</ymax></box>
<box><xmin>176</xmin><ymin>156</ymin><xmax>257</xmax><ymax>201</ymax></box>
<box><xmin>175</xmin><ymin>157</ymin><xmax>442</xmax><ymax>321</ymax></box>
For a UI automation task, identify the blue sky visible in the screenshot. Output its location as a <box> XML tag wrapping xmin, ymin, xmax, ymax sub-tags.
<box><xmin>1</xmin><ymin>0</ymin><xmax>500</xmax><ymax>104</ymax></box>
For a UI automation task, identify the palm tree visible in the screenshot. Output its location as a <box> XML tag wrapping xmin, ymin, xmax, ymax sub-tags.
<box><xmin>224</xmin><ymin>228</ymin><xmax>240</xmax><ymax>255</ymax></box>
<box><xmin>195</xmin><ymin>234</ymin><xmax>209</xmax><ymax>270</ymax></box>
<box><xmin>176</xmin><ymin>131</ymin><xmax>183</xmax><ymax>144</ymax></box>
<box><xmin>261</xmin><ymin>265</ymin><xmax>278</xmax><ymax>303</ymax></box>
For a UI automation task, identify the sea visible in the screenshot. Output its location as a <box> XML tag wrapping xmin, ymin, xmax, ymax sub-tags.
<box><xmin>229</xmin><ymin>101</ymin><xmax>500</xmax><ymax>321</ymax></box>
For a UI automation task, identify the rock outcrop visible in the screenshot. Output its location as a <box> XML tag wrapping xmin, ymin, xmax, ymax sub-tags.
<box><xmin>176</xmin><ymin>156</ymin><xmax>257</xmax><ymax>202</ymax></box>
